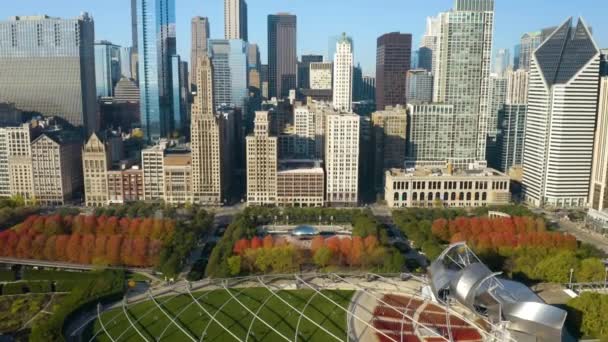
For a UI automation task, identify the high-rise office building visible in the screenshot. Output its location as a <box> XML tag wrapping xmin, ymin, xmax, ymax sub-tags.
<box><xmin>208</xmin><ymin>39</ymin><xmax>248</xmax><ymax>110</ymax></box>
<box><xmin>493</xmin><ymin>48</ymin><xmax>511</xmax><ymax>75</ymax></box>
<box><xmin>95</xmin><ymin>41</ymin><xmax>121</xmax><ymax>98</ymax></box>
<box><xmin>376</xmin><ymin>32</ymin><xmax>412</xmax><ymax>110</ymax></box>
<box><xmin>589</xmin><ymin>77</ymin><xmax>608</xmax><ymax>216</ymax></box>
<box><xmin>224</xmin><ymin>0</ymin><xmax>248</xmax><ymax>41</ymax></box>
<box><xmin>191</xmin><ymin>55</ymin><xmax>232</xmax><ymax>205</ymax></box>
<box><xmin>142</xmin><ymin>143</ymin><xmax>167</xmax><ymax>201</ymax></box>
<box><xmin>268</xmin><ymin>14</ymin><xmax>297</xmax><ymax>99</ymax></box>
<box><xmin>246</xmin><ymin>111</ymin><xmax>278</xmax><ymax>205</ymax></box>
<box><xmin>31</xmin><ymin>132</ymin><xmax>82</xmax><ymax>206</ymax></box>
<box><xmin>419</xmin><ymin>16</ymin><xmax>441</xmax><ymax>73</ymax></box>
<box><xmin>333</xmin><ymin>33</ymin><xmax>354</xmax><ymax>112</ymax></box>
<box><xmin>191</xmin><ymin>16</ymin><xmax>210</xmax><ymax>91</ymax></box>
<box><xmin>407</xmin><ymin>104</ymin><xmax>455</xmax><ymax>163</ymax></box>
<box><xmin>371</xmin><ymin>106</ymin><xmax>407</xmax><ymax>192</ymax></box>
<box><xmin>406</xmin><ymin>69</ymin><xmax>433</xmax><ymax>104</ymax></box>
<box><xmin>119</xmin><ymin>47</ymin><xmax>133</xmax><ymax>79</ymax></box>
<box><xmin>486</xmin><ymin>74</ymin><xmax>507</xmax><ymax>138</ymax></box>
<box><xmin>6</xmin><ymin>124</ymin><xmax>34</xmax><ymax>201</ymax></box>
<box><xmin>163</xmin><ymin>152</ymin><xmax>193</xmax><ymax>205</ymax></box>
<box><xmin>310</xmin><ymin>62</ymin><xmax>333</xmax><ymax>90</ymax></box>
<box><xmin>247</xmin><ymin>43</ymin><xmax>261</xmax><ymax>90</ymax></box>
<box><xmin>505</xmin><ymin>69</ymin><xmax>529</xmax><ymax>105</ymax></box>
<box><xmin>170</xmin><ymin>55</ymin><xmax>186</xmax><ymax>134</ymax></box>
<box><xmin>0</xmin><ymin>129</ymin><xmax>9</xmax><ymax>198</ymax></box>
<box><xmin>522</xmin><ymin>18</ymin><xmax>600</xmax><ymax>208</ymax></box>
<box><xmin>298</xmin><ymin>54</ymin><xmax>323</xmax><ymax>89</ymax></box>
<box><xmin>83</xmin><ymin>133</ymin><xmax>109</xmax><ymax>207</ymax></box>
<box><xmin>352</xmin><ymin>64</ymin><xmax>364</xmax><ymax>102</ymax></box>
<box><xmin>136</xmin><ymin>0</ymin><xmax>177</xmax><ymax>141</ymax></box>
<box><xmin>0</xmin><ymin>14</ymin><xmax>97</xmax><ymax>132</ymax></box>
<box><xmin>361</xmin><ymin>76</ymin><xmax>376</xmax><ymax>101</ymax></box>
<box><xmin>325</xmin><ymin>112</ymin><xmax>360</xmax><ymax>206</ymax></box>
<box><xmin>431</xmin><ymin>0</ymin><xmax>494</xmax><ymax>164</ymax></box>
<box><xmin>497</xmin><ymin>104</ymin><xmax>526</xmax><ymax>173</ymax></box>
<box><xmin>131</xmin><ymin>0</ymin><xmax>138</xmax><ymax>52</ymax></box>
<box><xmin>518</xmin><ymin>27</ymin><xmax>556</xmax><ymax>71</ymax></box>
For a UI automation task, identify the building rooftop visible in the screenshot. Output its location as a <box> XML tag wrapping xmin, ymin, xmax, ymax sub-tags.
<box><xmin>278</xmin><ymin>160</ymin><xmax>324</xmax><ymax>175</ymax></box>
<box><xmin>164</xmin><ymin>154</ymin><xmax>191</xmax><ymax>167</ymax></box>
<box><xmin>388</xmin><ymin>165</ymin><xmax>507</xmax><ymax>178</ymax></box>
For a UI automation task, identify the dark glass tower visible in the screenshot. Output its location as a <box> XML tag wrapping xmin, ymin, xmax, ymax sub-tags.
<box><xmin>267</xmin><ymin>14</ymin><xmax>297</xmax><ymax>99</ymax></box>
<box><xmin>136</xmin><ymin>0</ymin><xmax>177</xmax><ymax>141</ymax></box>
<box><xmin>375</xmin><ymin>32</ymin><xmax>412</xmax><ymax>110</ymax></box>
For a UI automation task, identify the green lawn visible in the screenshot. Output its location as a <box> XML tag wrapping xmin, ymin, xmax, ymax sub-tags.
<box><xmin>89</xmin><ymin>288</ymin><xmax>353</xmax><ymax>342</ymax></box>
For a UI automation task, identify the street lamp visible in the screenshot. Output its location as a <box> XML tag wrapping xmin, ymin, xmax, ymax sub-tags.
<box><xmin>569</xmin><ymin>268</ymin><xmax>574</xmax><ymax>289</ymax></box>
<box><xmin>604</xmin><ymin>267</ymin><xmax>608</xmax><ymax>290</ymax></box>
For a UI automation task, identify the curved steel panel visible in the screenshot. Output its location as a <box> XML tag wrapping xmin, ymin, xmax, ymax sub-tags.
<box><xmin>503</xmin><ymin>301</ymin><xmax>566</xmax><ymax>340</ymax></box>
<box><xmin>449</xmin><ymin>262</ymin><xmax>492</xmax><ymax>308</ymax></box>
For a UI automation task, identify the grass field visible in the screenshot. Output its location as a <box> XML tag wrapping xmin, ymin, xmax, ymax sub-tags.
<box><xmin>89</xmin><ymin>288</ymin><xmax>354</xmax><ymax>342</ymax></box>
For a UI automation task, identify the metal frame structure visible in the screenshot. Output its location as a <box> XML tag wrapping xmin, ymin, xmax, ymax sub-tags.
<box><xmin>89</xmin><ymin>272</ymin><xmax>495</xmax><ymax>342</ymax></box>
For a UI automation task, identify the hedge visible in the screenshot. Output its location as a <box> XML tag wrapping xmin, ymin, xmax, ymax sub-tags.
<box><xmin>1</xmin><ymin>281</ymin><xmax>53</xmax><ymax>295</ymax></box>
<box><xmin>23</xmin><ymin>269</ymin><xmax>98</xmax><ymax>281</ymax></box>
<box><xmin>0</xmin><ymin>270</ymin><xmax>15</xmax><ymax>282</ymax></box>
<box><xmin>2</xmin><ymin>282</ymin><xmax>26</xmax><ymax>295</ymax></box>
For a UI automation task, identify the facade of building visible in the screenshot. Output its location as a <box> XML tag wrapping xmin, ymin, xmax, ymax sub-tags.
<box><xmin>0</xmin><ymin>14</ymin><xmax>97</xmax><ymax>133</ymax></box>
<box><xmin>268</xmin><ymin>14</ymin><xmax>297</xmax><ymax>99</ymax></box>
<box><xmin>361</xmin><ymin>76</ymin><xmax>376</xmax><ymax>101</ymax></box>
<box><xmin>107</xmin><ymin>167</ymin><xmax>144</xmax><ymax>204</ymax></box>
<box><xmin>142</xmin><ymin>143</ymin><xmax>166</xmax><ymax>201</ymax></box>
<box><xmin>406</xmin><ymin>69</ymin><xmax>433</xmax><ymax>104</ymax></box>
<box><xmin>588</xmin><ymin>76</ymin><xmax>608</xmax><ymax>230</ymax></box>
<box><xmin>493</xmin><ymin>48</ymin><xmax>511</xmax><ymax>75</ymax></box>
<box><xmin>497</xmin><ymin>104</ymin><xmax>527</xmax><ymax>173</ymax></box>
<box><xmin>505</xmin><ymin>69</ymin><xmax>529</xmax><ymax>105</ymax></box>
<box><xmin>31</xmin><ymin>132</ymin><xmax>82</xmax><ymax>206</ymax></box>
<box><xmin>191</xmin><ymin>56</ymin><xmax>233</xmax><ymax>205</ymax></box>
<box><xmin>376</xmin><ymin>32</ymin><xmax>412</xmax><ymax>110</ymax></box>
<box><xmin>309</xmin><ymin>62</ymin><xmax>333</xmax><ymax>90</ymax></box>
<box><xmin>119</xmin><ymin>47</ymin><xmax>133</xmax><ymax>79</ymax></box>
<box><xmin>371</xmin><ymin>106</ymin><xmax>408</xmax><ymax>192</ymax></box>
<box><xmin>208</xmin><ymin>39</ymin><xmax>248</xmax><ymax>110</ymax></box>
<box><xmin>522</xmin><ymin>18</ymin><xmax>600</xmax><ymax>208</ymax></box>
<box><xmin>190</xmin><ymin>16</ymin><xmax>210</xmax><ymax>91</ymax></box>
<box><xmin>486</xmin><ymin>74</ymin><xmax>507</xmax><ymax>138</ymax></box>
<box><xmin>277</xmin><ymin>160</ymin><xmax>324</xmax><ymax>207</ymax></box>
<box><xmin>246</xmin><ymin>111</ymin><xmax>278</xmax><ymax>205</ymax></box>
<box><xmin>332</xmin><ymin>34</ymin><xmax>354</xmax><ymax>112</ymax></box>
<box><xmin>385</xmin><ymin>166</ymin><xmax>511</xmax><ymax>208</ymax></box>
<box><xmin>432</xmin><ymin>0</ymin><xmax>494</xmax><ymax>164</ymax></box>
<box><xmin>298</xmin><ymin>54</ymin><xmax>324</xmax><ymax>90</ymax></box>
<box><xmin>407</xmin><ymin>103</ymin><xmax>455</xmax><ymax>163</ymax></box>
<box><xmin>224</xmin><ymin>0</ymin><xmax>247</xmax><ymax>41</ymax></box>
<box><xmin>83</xmin><ymin>133</ymin><xmax>109</xmax><ymax>207</ymax></box>
<box><xmin>293</xmin><ymin>105</ymin><xmax>317</xmax><ymax>158</ymax></box>
<box><xmin>325</xmin><ymin>112</ymin><xmax>360</xmax><ymax>206</ymax></box>
<box><xmin>163</xmin><ymin>152</ymin><xmax>193</xmax><ymax>205</ymax></box>
<box><xmin>94</xmin><ymin>41</ymin><xmax>121</xmax><ymax>98</ymax></box>
<box><xmin>517</xmin><ymin>29</ymin><xmax>557</xmax><ymax>71</ymax></box>
<box><xmin>0</xmin><ymin>129</ymin><xmax>9</xmax><ymax>197</ymax></box>
<box><xmin>136</xmin><ymin>0</ymin><xmax>177</xmax><ymax>141</ymax></box>
<box><xmin>6</xmin><ymin>124</ymin><xmax>33</xmax><ymax>201</ymax></box>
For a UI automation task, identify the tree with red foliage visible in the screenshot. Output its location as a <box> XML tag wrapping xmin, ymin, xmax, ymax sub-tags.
<box><xmin>43</xmin><ymin>236</ymin><xmax>57</xmax><ymax>260</ymax></box>
<box><xmin>431</xmin><ymin>219</ymin><xmax>450</xmax><ymax>242</ymax></box>
<box><xmin>310</xmin><ymin>236</ymin><xmax>324</xmax><ymax>254</ymax></box>
<box><xmin>251</xmin><ymin>237</ymin><xmax>263</xmax><ymax>249</ymax></box>
<box><xmin>363</xmin><ymin>235</ymin><xmax>379</xmax><ymax>252</ymax></box>
<box><xmin>66</xmin><ymin>234</ymin><xmax>82</xmax><ymax>263</ymax></box>
<box><xmin>15</xmin><ymin>234</ymin><xmax>32</xmax><ymax>259</ymax></box>
<box><xmin>339</xmin><ymin>237</ymin><xmax>353</xmax><ymax>266</ymax></box>
<box><xmin>93</xmin><ymin>235</ymin><xmax>108</xmax><ymax>265</ymax></box>
<box><xmin>263</xmin><ymin>235</ymin><xmax>274</xmax><ymax>249</ymax></box>
<box><xmin>120</xmin><ymin>238</ymin><xmax>133</xmax><ymax>265</ymax></box>
<box><xmin>83</xmin><ymin>215</ymin><xmax>96</xmax><ymax>234</ymax></box>
<box><xmin>72</xmin><ymin>215</ymin><xmax>84</xmax><ymax>234</ymax></box>
<box><xmin>119</xmin><ymin>217</ymin><xmax>131</xmax><ymax>235</ymax></box>
<box><xmin>79</xmin><ymin>234</ymin><xmax>95</xmax><ymax>264</ymax></box>
<box><xmin>105</xmin><ymin>216</ymin><xmax>119</xmax><ymax>235</ymax></box>
<box><xmin>106</xmin><ymin>235</ymin><xmax>122</xmax><ymax>265</ymax></box>
<box><xmin>450</xmin><ymin>233</ymin><xmax>466</xmax><ymax>244</ymax></box>
<box><xmin>132</xmin><ymin>237</ymin><xmax>149</xmax><ymax>267</ymax></box>
<box><xmin>351</xmin><ymin>236</ymin><xmax>364</xmax><ymax>266</ymax></box>
<box><xmin>54</xmin><ymin>235</ymin><xmax>70</xmax><ymax>262</ymax></box>
<box><xmin>325</xmin><ymin>237</ymin><xmax>341</xmax><ymax>254</ymax></box>
<box><xmin>233</xmin><ymin>238</ymin><xmax>251</xmax><ymax>255</ymax></box>
<box><xmin>30</xmin><ymin>234</ymin><xmax>47</xmax><ymax>260</ymax></box>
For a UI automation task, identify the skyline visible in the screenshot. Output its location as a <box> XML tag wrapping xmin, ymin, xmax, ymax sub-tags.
<box><xmin>4</xmin><ymin>0</ymin><xmax>608</xmax><ymax>75</ymax></box>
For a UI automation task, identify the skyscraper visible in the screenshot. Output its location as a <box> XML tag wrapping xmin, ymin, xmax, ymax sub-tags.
<box><xmin>310</xmin><ymin>62</ymin><xmax>333</xmax><ymax>90</ymax></box>
<box><xmin>224</xmin><ymin>0</ymin><xmax>248</xmax><ymax>41</ymax></box>
<box><xmin>246</xmin><ymin>111</ymin><xmax>278</xmax><ymax>206</ymax></box>
<box><xmin>0</xmin><ymin>14</ymin><xmax>97</xmax><ymax>133</ymax></box>
<box><xmin>406</xmin><ymin>69</ymin><xmax>434</xmax><ymax>103</ymax></box>
<box><xmin>298</xmin><ymin>54</ymin><xmax>324</xmax><ymax>89</ymax></box>
<box><xmin>119</xmin><ymin>47</ymin><xmax>133</xmax><ymax>79</ymax></box>
<box><xmin>493</xmin><ymin>48</ymin><xmax>511</xmax><ymax>75</ymax></box>
<box><xmin>268</xmin><ymin>14</ymin><xmax>297</xmax><ymax>99</ymax></box>
<box><xmin>325</xmin><ymin>112</ymin><xmax>360</xmax><ymax>206</ymax></box>
<box><xmin>208</xmin><ymin>39</ymin><xmax>248</xmax><ymax>110</ymax></box>
<box><xmin>505</xmin><ymin>69</ymin><xmax>529</xmax><ymax>105</ymax></box>
<box><xmin>376</xmin><ymin>32</ymin><xmax>412</xmax><ymax>110</ymax></box>
<box><xmin>136</xmin><ymin>0</ymin><xmax>177</xmax><ymax>141</ymax></box>
<box><xmin>371</xmin><ymin>106</ymin><xmax>408</xmax><ymax>192</ymax></box>
<box><xmin>94</xmin><ymin>41</ymin><xmax>121</xmax><ymax>98</ymax></box>
<box><xmin>170</xmin><ymin>55</ymin><xmax>185</xmax><ymax>134</ymax></box>
<box><xmin>131</xmin><ymin>0</ymin><xmax>138</xmax><ymax>52</ymax></box>
<box><xmin>522</xmin><ymin>18</ymin><xmax>600</xmax><ymax>208</ymax></box>
<box><xmin>333</xmin><ymin>33</ymin><xmax>353</xmax><ymax>112</ymax></box>
<box><xmin>518</xmin><ymin>27</ymin><xmax>556</xmax><ymax>71</ymax></box>
<box><xmin>588</xmin><ymin>76</ymin><xmax>608</xmax><ymax>215</ymax></box>
<box><xmin>191</xmin><ymin>55</ymin><xmax>232</xmax><ymax>205</ymax></box>
<box><xmin>431</xmin><ymin>0</ymin><xmax>494</xmax><ymax>164</ymax></box>
<box><xmin>191</xmin><ymin>17</ymin><xmax>210</xmax><ymax>91</ymax></box>
<box><xmin>361</xmin><ymin>76</ymin><xmax>376</xmax><ymax>101</ymax></box>
<box><xmin>247</xmin><ymin>43</ymin><xmax>261</xmax><ymax>89</ymax></box>
<box><xmin>419</xmin><ymin>16</ymin><xmax>441</xmax><ymax>73</ymax></box>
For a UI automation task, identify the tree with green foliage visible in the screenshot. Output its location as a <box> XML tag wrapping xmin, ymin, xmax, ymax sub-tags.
<box><xmin>567</xmin><ymin>293</ymin><xmax>608</xmax><ymax>340</ymax></box>
<box><xmin>576</xmin><ymin>258</ymin><xmax>606</xmax><ymax>283</ymax></box>
<box><xmin>227</xmin><ymin>256</ymin><xmax>241</xmax><ymax>276</ymax></box>
<box><xmin>535</xmin><ymin>251</ymin><xmax>579</xmax><ymax>283</ymax></box>
<box><xmin>313</xmin><ymin>247</ymin><xmax>333</xmax><ymax>268</ymax></box>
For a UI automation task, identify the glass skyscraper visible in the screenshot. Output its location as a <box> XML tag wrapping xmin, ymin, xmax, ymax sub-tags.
<box><xmin>135</xmin><ymin>0</ymin><xmax>177</xmax><ymax>141</ymax></box>
<box><xmin>0</xmin><ymin>14</ymin><xmax>97</xmax><ymax>133</ymax></box>
<box><xmin>208</xmin><ymin>39</ymin><xmax>248</xmax><ymax>110</ymax></box>
<box><xmin>94</xmin><ymin>41</ymin><xmax>121</xmax><ymax>98</ymax></box>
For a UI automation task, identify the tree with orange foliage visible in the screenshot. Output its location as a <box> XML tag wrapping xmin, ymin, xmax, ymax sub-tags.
<box><xmin>15</xmin><ymin>234</ymin><xmax>32</xmax><ymax>259</ymax></box>
<box><xmin>66</xmin><ymin>234</ymin><xmax>82</xmax><ymax>263</ymax></box>
<box><xmin>310</xmin><ymin>236</ymin><xmax>324</xmax><ymax>254</ymax></box>
<box><xmin>263</xmin><ymin>235</ymin><xmax>274</xmax><ymax>249</ymax></box>
<box><xmin>351</xmin><ymin>236</ymin><xmax>364</xmax><ymax>267</ymax></box>
<box><xmin>43</xmin><ymin>236</ymin><xmax>56</xmax><ymax>260</ymax></box>
<box><xmin>325</xmin><ymin>237</ymin><xmax>341</xmax><ymax>254</ymax></box>
<box><xmin>106</xmin><ymin>235</ymin><xmax>123</xmax><ymax>265</ymax></box>
<box><xmin>93</xmin><ymin>235</ymin><xmax>108</xmax><ymax>265</ymax></box>
<box><xmin>233</xmin><ymin>238</ymin><xmax>251</xmax><ymax>255</ymax></box>
<box><xmin>339</xmin><ymin>237</ymin><xmax>353</xmax><ymax>266</ymax></box>
<box><xmin>450</xmin><ymin>233</ymin><xmax>466</xmax><ymax>244</ymax></box>
<box><xmin>30</xmin><ymin>234</ymin><xmax>47</xmax><ymax>260</ymax></box>
<box><xmin>363</xmin><ymin>235</ymin><xmax>379</xmax><ymax>252</ymax></box>
<box><xmin>251</xmin><ymin>236</ymin><xmax>263</xmax><ymax>249</ymax></box>
<box><xmin>132</xmin><ymin>237</ymin><xmax>149</xmax><ymax>267</ymax></box>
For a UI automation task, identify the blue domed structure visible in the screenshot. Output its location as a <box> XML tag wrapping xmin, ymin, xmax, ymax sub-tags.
<box><xmin>291</xmin><ymin>225</ymin><xmax>319</xmax><ymax>237</ymax></box>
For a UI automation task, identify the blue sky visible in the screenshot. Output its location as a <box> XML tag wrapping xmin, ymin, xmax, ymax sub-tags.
<box><xmin>4</xmin><ymin>0</ymin><xmax>608</xmax><ymax>75</ymax></box>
